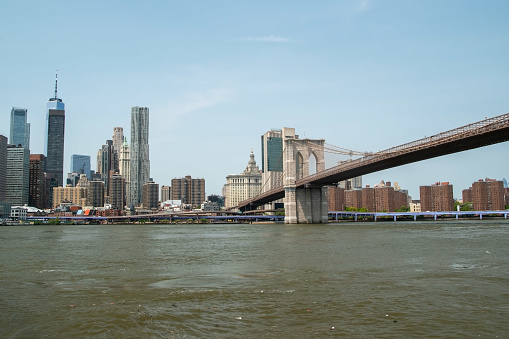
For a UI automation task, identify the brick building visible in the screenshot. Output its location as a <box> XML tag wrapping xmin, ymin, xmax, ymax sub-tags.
<box><xmin>471</xmin><ymin>178</ymin><xmax>505</xmax><ymax>210</ymax></box>
<box><xmin>420</xmin><ymin>182</ymin><xmax>454</xmax><ymax>211</ymax></box>
<box><xmin>327</xmin><ymin>186</ymin><xmax>345</xmax><ymax>211</ymax></box>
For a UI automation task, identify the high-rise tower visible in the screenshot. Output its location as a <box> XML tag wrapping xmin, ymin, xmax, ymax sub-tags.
<box><xmin>129</xmin><ymin>106</ymin><xmax>150</xmax><ymax>207</ymax></box>
<box><xmin>10</xmin><ymin>107</ymin><xmax>30</xmax><ymax>149</ymax></box>
<box><xmin>44</xmin><ymin>71</ymin><xmax>65</xmax><ymax>187</ymax></box>
<box><xmin>260</xmin><ymin>128</ymin><xmax>295</xmax><ymax>209</ymax></box>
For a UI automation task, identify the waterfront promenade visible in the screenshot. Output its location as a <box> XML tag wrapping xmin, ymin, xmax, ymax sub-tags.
<box><xmin>14</xmin><ymin>210</ymin><xmax>509</xmax><ymax>224</ymax></box>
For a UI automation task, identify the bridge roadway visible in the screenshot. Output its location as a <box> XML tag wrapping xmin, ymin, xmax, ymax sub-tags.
<box><xmin>238</xmin><ymin>113</ymin><xmax>509</xmax><ymax>211</ymax></box>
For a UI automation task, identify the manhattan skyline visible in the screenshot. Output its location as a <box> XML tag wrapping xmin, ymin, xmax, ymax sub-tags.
<box><xmin>1</xmin><ymin>0</ymin><xmax>508</xmax><ymax>199</ymax></box>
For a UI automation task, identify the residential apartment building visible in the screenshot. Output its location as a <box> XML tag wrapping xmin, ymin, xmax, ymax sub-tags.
<box><xmin>471</xmin><ymin>178</ymin><xmax>505</xmax><ymax>210</ymax></box>
<box><xmin>171</xmin><ymin>176</ymin><xmax>205</xmax><ymax>206</ymax></box>
<box><xmin>130</xmin><ymin>106</ymin><xmax>150</xmax><ymax>207</ymax></box>
<box><xmin>142</xmin><ymin>179</ymin><xmax>159</xmax><ymax>210</ymax></box>
<box><xmin>420</xmin><ymin>182</ymin><xmax>454</xmax><ymax>212</ymax></box>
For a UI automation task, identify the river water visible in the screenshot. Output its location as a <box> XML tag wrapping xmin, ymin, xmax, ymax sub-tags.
<box><xmin>1</xmin><ymin>220</ymin><xmax>508</xmax><ymax>338</ymax></box>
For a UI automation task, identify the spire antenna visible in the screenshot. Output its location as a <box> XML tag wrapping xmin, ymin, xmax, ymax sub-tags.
<box><xmin>54</xmin><ymin>70</ymin><xmax>58</xmax><ymax>99</ymax></box>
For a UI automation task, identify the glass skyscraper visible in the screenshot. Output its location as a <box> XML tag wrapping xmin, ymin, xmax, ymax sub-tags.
<box><xmin>70</xmin><ymin>154</ymin><xmax>91</xmax><ymax>179</ymax></box>
<box><xmin>129</xmin><ymin>106</ymin><xmax>150</xmax><ymax>207</ymax></box>
<box><xmin>44</xmin><ymin>74</ymin><xmax>65</xmax><ymax>187</ymax></box>
<box><xmin>10</xmin><ymin>107</ymin><xmax>30</xmax><ymax>149</ymax></box>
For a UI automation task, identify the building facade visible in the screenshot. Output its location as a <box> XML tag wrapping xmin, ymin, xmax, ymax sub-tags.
<box><xmin>130</xmin><ymin>107</ymin><xmax>150</xmax><ymax>207</ymax></box>
<box><xmin>10</xmin><ymin>107</ymin><xmax>30</xmax><ymax>149</ymax></box>
<box><xmin>142</xmin><ymin>179</ymin><xmax>159</xmax><ymax>210</ymax></box>
<box><xmin>44</xmin><ymin>75</ymin><xmax>65</xmax><ymax>187</ymax></box>
<box><xmin>97</xmin><ymin>140</ymin><xmax>118</xmax><ymax>195</ymax></box>
<box><xmin>119</xmin><ymin>137</ymin><xmax>130</xmax><ymax>205</ymax></box>
<box><xmin>70</xmin><ymin>154</ymin><xmax>91</xmax><ymax>179</ymax></box>
<box><xmin>260</xmin><ymin>128</ymin><xmax>295</xmax><ymax>209</ymax></box>
<box><xmin>109</xmin><ymin>173</ymin><xmax>125</xmax><ymax>210</ymax></box>
<box><xmin>52</xmin><ymin>186</ymin><xmax>87</xmax><ymax>209</ymax></box>
<box><xmin>88</xmin><ymin>181</ymin><xmax>105</xmax><ymax>208</ymax></box>
<box><xmin>224</xmin><ymin>150</ymin><xmax>262</xmax><ymax>209</ymax></box>
<box><xmin>328</xmin><ymin>186</ymin><xmax>345</xmax><ymax>211</ymax></box>
<box><xmin>29</xmin><ymin>154</ymin><xmax>46</xmax><ymax>209</ymax></box>
<box><xmin>472</xmin><ymin>178</ymin><xmax>505</xmax><ymax>210</ymax></box>
<box><xmin>6</xmin><ymin>145</ymin><xmax>30</xmax><ymax>206</ymax></box>
<box><xmin>161</xmin><ymin>185</ymin><xmax>170</xmax><ymax>202</ymax></box>
<box><xmin>0</xmin><ymin>135</ymin><xmax>7</xmax><ymax>202</ymax></box>
<box><xmin>112</xmin><ymin>127</ymin><xmax>124</xmax><ymax>155</ymax></box>
<box><xmin>171</xmin><ymin>176</ymin><xmax>205</xmax><ymax>206</ymax></box>
<box><xmin>420</xmin><ymin>182</ymin><xmax>454</xmax><ymax>212</ymax></box>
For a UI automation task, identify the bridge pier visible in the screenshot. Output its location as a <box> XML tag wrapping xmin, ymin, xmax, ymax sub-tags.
<box><xmin>284</xmin><ymin>185</ymin><xmax>328</xmax><ymax>224</ymax></box>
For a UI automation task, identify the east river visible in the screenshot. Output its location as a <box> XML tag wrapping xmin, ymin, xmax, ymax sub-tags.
<box><xmin>1</xmin><ymin>220</ymin><xmax>508</xmax><ymax>338</ymax></box>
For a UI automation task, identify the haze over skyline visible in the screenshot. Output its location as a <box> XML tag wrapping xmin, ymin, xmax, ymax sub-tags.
<box><xmin>1</xmin><ymin>0</ymin><xmax>508</xmax><ymax>200</ymax></box>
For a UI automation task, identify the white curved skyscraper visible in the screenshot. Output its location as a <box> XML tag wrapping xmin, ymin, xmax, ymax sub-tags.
<box><xmin>129</xmin><ymin>106</ymin><xmax>150</xmax><ymax>207</ymax></box>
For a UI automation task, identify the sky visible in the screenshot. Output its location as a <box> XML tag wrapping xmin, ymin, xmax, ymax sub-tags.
<box><xmin>1</xmin><ymin>0</ymin><xmax>508</xmax><ymax>200</ymax></box>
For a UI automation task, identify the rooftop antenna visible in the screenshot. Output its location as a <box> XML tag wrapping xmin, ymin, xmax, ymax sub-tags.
<box><xmin>54</xmin><ymin>70</ymin><xmax>58</xmax><ymax>99</ymax></box>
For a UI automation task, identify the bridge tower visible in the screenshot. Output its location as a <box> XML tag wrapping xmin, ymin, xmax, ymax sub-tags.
<box><xmin>283</xmin><ymin>129</ymin><xmax>328</xmax><ymax>224</ymax></box>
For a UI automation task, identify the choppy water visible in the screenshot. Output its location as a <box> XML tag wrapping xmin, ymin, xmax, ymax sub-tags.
<box><xmin>1</xmin><ymin>220</ymin><xmax>508</xmax><ymax>338</ymax></box>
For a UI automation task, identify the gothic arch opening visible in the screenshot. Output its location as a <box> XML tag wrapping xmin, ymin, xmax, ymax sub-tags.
<box><xmin>296</xmin><ymin>152</ymin><xmax>304</xmax><ymax>179</ymax></box>
<box><xmin>308</xmin><ymin>152</ymin><xmax>318</xmax><ymax>175</ymax></box>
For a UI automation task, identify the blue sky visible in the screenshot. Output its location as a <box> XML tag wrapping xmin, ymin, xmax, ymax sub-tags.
<box><xmin>1</xmin><ymin>0</ymin><xmax>508</xmax><ymax>199</ymax></box>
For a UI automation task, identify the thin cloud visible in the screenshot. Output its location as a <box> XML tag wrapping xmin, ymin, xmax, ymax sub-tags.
<box><xmin>241</xmin><ymin>36</ymin><xmax>291</xmax><ymax>42</ymax></box>
<box><xmin>356</xmin><ymin>0</ymin><xmax>370</xmax><ymax>11</ymax></box>
<box><xmin>152</xmin><ymin>88</ymin><xmax>233</xmax><ymax>134</ymax></box>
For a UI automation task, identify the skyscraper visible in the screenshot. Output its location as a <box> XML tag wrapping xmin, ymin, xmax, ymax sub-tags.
<box><xmin>10</xmin><ymin>107</ymin><xmax>30</xmax><ymax>149</ymax></box>
<box><xmin>260</xmin><ymin>128</ymin><xmax>295</xmax><ymax>209</ymax></box>
<box><xmin>112</xmin><ymin>127</ymin><xmax>124</xmax><ymax>155</ymax></box>
<box><xmin>70</xmin><ymin>154</ymin><xmax>91</xmax><ymax>178</ymax></box>
<box><xmin>130</xmin><ymin>106</ymin><xmax>150</xmax><ymax>207</ymax></box>
<box><xmin>29</xmin><ymin>154</ymin><xmax>46</xmax><ymax>209</ymax></box>
<box><xmin>44</xmin><ymin>72</ymin><xmax>65</xmax><ymax>187</ymax></box>
<box><xmin>119</xmin><ymin>137</ymin><xmax>130</xmax><ymax>205</ymax></box>
<box><xmin>6</xmin><ymin>145</ymin><xmax>30</xmax><ymax>206</ymax></box>
<box><xmin>0</xmin><ymin>135</ymin><xmax>7</xmax><ymax>202</ymax></box>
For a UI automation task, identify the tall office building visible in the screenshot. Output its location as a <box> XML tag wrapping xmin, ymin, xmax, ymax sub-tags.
<box><xmin>130</xmin><ymin>106</ymin><xmax>150</xmax><ymax>207</ymax></box>
<box><xmin>224</xmin><ymin>150</ymin><xmax>262</xmax><ymax>209</ymax></box>
<box><xmin>260</xmin><ymin>128</ymin><xmax>295</xmax><ymax>209</ymax></box>
<box><xmin>0</xmin><ymin>135</ymin><xmax>7</xmax><ymax>202</ymax></box>
<box><xmin>44</xmin><ymin>72</ymin><xmax>65</xmax><ymax>187</ymax></box>
<box><xmin>10</xmin><ymin>107</ymin><xmax>30</xmax><ymax>149</ymax></box>
<box><xmin>70</xmin><ymin>154</ymin><xmax>91</xmax><ymax>178</ymax></box>
<box><xmin>29</xmin><ymin>154</ymin><xmax>46</xmax><ymax>209</ymax></box>
<box><xmin>97</xmin><ymin>140</ymin><xmax>117</xmax><ymax>194</ymax></box>
<box><xmin>112</xmin><ymin>127</ymin><xmax>124</xmax><ymax>155</ymax></box>
<box><xmin>6</xmin><ymin>145</ymin><xmax>30</xmax><ymax>206</ymax></box>
<box><xmin>119</xmin><ymin>137</ymin><xmax>130</xmax><ymax>205</ymax></box>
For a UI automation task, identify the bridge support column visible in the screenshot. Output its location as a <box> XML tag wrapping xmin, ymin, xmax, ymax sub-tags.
<box><xmin>284</xmin><ymin>185</ymin><xmax>328</xmax><ymax>224</ymax></box>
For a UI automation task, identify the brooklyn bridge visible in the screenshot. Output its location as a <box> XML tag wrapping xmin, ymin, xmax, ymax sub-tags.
<box><xmin>237</xmin><ymin>113</ymin><xmax>509</xmax><ymax>223</ymax></box>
